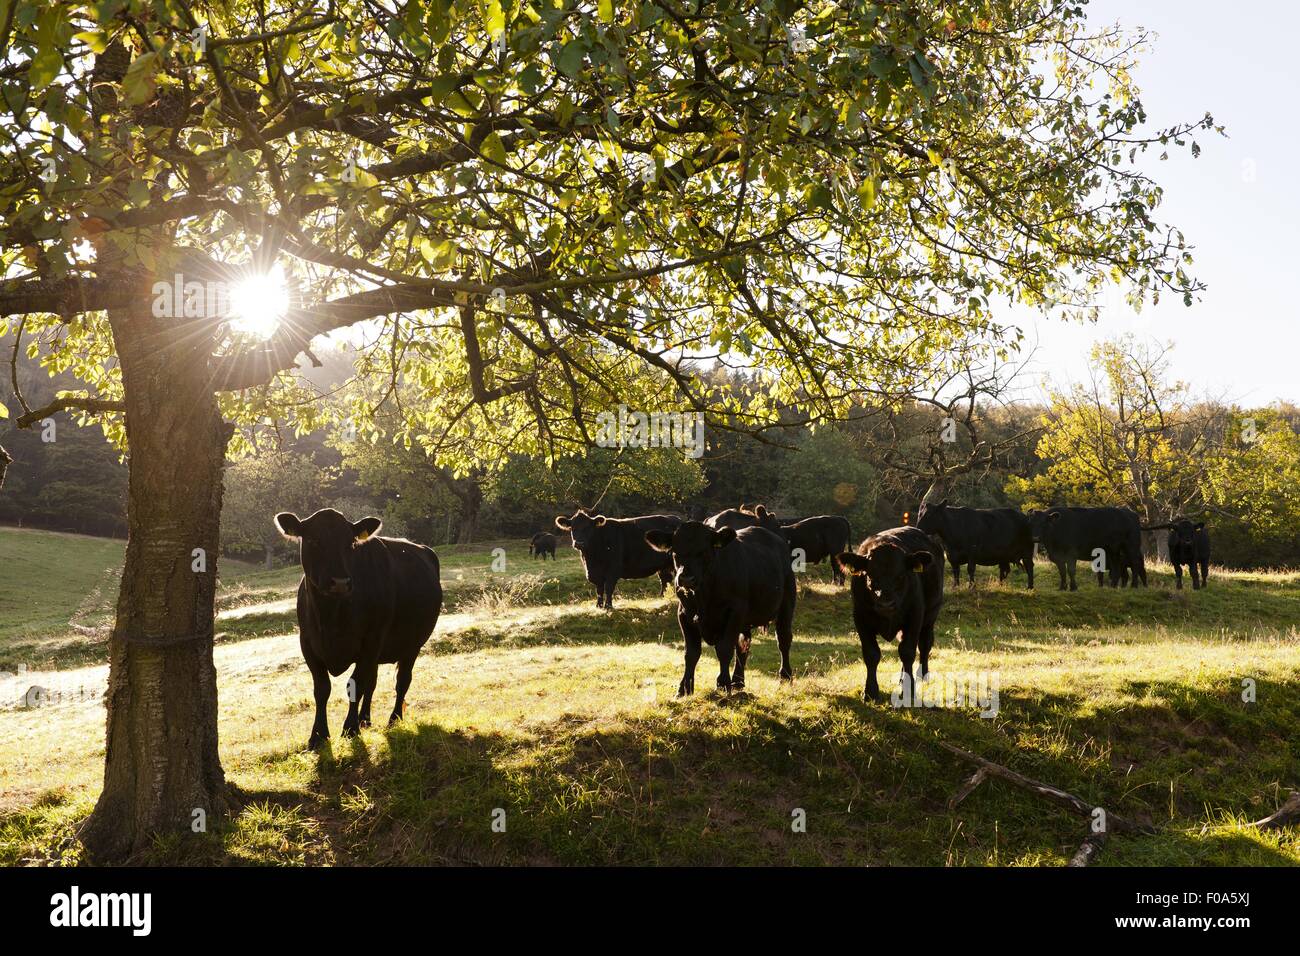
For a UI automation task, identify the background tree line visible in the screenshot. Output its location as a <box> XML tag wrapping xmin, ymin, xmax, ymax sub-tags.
<box><xmin>5</xmin><ymin>335</ymin><xmax>1297</xmax><ymax>568</ymax></box>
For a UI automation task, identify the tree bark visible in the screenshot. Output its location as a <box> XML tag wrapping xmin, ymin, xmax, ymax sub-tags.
<box><xmin>79</xmin><ymin>291</ymin><xmax>234</xmax><ymax>861</ymax></box>
<box><xmin>457</xmin><ymin>480</ymin><xmax>482</xmax><ymax>545</ymax></box>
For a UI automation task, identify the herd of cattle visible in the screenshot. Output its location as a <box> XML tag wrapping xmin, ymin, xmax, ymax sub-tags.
<box><xmin>273</xmin><ymin>501</ymin><xmax>1211</xmax><ymax>746</ymax></box>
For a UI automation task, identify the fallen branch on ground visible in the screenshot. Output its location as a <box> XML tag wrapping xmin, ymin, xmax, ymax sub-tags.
<box><xmin>948</xmin><ymin>768</ymin><xmax>987</xmax><ymax>809</ymax></box>
<box><xmin>1067</xmin><ymin>831</ymin><xmax>1107</xmax><ymax>867</ymax></box>
<box><xmin>939</xmin><ymin>741</ymin><xmax>1156</xmax><ymax>835</ymax></box>
<box><xmin>1246</xmin><ymin>791</ymin><xmax>1300</xmax><ymax>831</ymax></box>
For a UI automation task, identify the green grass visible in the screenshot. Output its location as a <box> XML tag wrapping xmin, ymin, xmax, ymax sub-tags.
<box><xmin>1</xmin><ymin>526</ymin><xmax>1297</xmax><ymax>866</ymax></box>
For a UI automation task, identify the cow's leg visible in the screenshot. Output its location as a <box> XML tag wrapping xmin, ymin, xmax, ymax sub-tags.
<box><xmin>342</xmin><ymin>660</ymin><xmax>379</xmax><ymax>737</ymax></box>
<box><xmin>859</xmin><ymin>631</ymin><xmax>883</xmax><ymax>703</ymax></box>
<box><xmin>831</xmin><ymin>558</ymin><xmax>845</xmax><ymax>586</ymax></box>
<box><xmin>775</xmin><ymin>598</ymin><xmax>795</xmax><ymax>681</ymax></box>
<box><xmin>898</xmin><ymin>630</ymin><xmax>918</xmax><ymax>700</ymax></box>
<box><xmin>1173</xmin><ymin>560</ymin><xmax>1183</xmax><ymax>590</ymax></box>
<box><xmin>1199</xmin><ymin>560</ymin><xmax>1209</xmax><ymax>588</ymax></box>
<box><xmin>730</xmin><ymin>630</ymin><xmax>751</xmax><ymax>689</ymax></box>
<box><xmin>1023</xmin><ymin>555</ymin><xmax>1035</xmax><ymax>590</ymax></box>
<box><xmin>1055</xmin><ymin>559</ymin><xmax>1068</xmax><ymax>591</ymax></box>
<box><xmin>388</xmin><ymin>656</ymin><xmax>415</xmax><ymax>725</ymax></box>
<box><xmin>715</xmin><ymin>616</ymin><xmax>739</xmax><ymax>692</ymax></box>
<box><xmin>306</xmin><ymin>658</ymin><xmax>331</xmax><ymax>749</ymax></box>
<box><xmin>998</xmin><ymin>562</ymin><xmax>1010</xmax><ymax>583</ymax></box>
<box><xmin>967</xmin><ymin>561</ymin><xmax>976</xmax><ymax>586</ymax></box>
<box><xmin>359</xmin><ymin>680</ymin><xmax>375</xmax><ymax>728</ymax></box>
<box><xmin>603</xmin><ymin>576</ymin><xmax>618</xmax><ymax>610</ymax></box>
<box><xmin>918</xmin><ymin>620</ymin><xmax>936</xmax><ymax>682</ymax></box>
<box><xmin>951</xmin><ymin>561</ymin><xmax>961</xmax><ymax>588</ymax></box>
<box><xmin>678</xmin><ymin>610</ymin><xmax>701</xmax><ymax>697</ymax></box>
<box><xmin>1066</xmin><ymin>560</ymin><xmax>1077</xmax><ymax>591</ymax></box>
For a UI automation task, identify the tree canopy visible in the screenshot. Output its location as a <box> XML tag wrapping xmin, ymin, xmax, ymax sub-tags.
<box><xmin>1</xmin><ymin>0</ymin><xmax>1215</xmax><ymax>456</ymax></box>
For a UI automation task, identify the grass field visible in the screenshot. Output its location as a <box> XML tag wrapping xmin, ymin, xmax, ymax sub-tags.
<box><xmin>1</xmin><ymin>525</ymin><xmax>1298</xmax><ymax>866</ymax></box>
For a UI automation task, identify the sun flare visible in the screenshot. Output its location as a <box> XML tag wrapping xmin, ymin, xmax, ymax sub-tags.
<box><xmin>228</xmin><ymin>264</ymin><xmax>290</xmax><ymax>340</ymax></box>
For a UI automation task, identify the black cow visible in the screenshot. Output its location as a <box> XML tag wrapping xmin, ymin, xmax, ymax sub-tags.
<box><xmin>555</xmin><ymin>509</ymin><xmax>681</xmax><ymax>608</ymax></box>
<box><xmin>1027</xmin><ymin>506</ymin><xmax>1146</xmax><ymax>590</ymax></box>
<box><xmin>1145</xmin><ymin>518</ymin><xmax>1211</xmax><ymax>590</ymax></box>
<box><xmin>704</xmin><ymin>504</ymin><xmax>780</xmax><ymax>532</ymax></box>
<box><xmin>645</xmin><ymin>522</ymin><xmax>796</xmax><ymax>695</ymax></box>
<box><xmin>275</xmin><ymin>509</ymin><xmax>443</xmax><ymax>749</ymax></box>
<box><xmin>834</xmin><ymin>527</ymin><xmax>943</xmax><ymax>702</ymax></box>
<box><xmin>781</xmin><ymin>515</ymin><xmax>853</xmax><ymax>585</ymax></box>
<box><xmin>529</xmin><ymin>531</ymin><xmax>557</xmax><ymax>560</ymax></box>
<box><xmin>914</xmin><ymin>499</ymin><xmax>1034</xmax><ymax>589</ymax></box>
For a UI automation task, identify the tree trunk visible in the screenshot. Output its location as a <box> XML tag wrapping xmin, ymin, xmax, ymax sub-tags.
<box><xmin>79</xmin><ymin>292</ymin><xmax>234</xmax><ymax>861</ymax></box>
<box><xmin>457</xmin><ymin>481</ymin><xmax>482</xmax><ymax>545</ymax></box>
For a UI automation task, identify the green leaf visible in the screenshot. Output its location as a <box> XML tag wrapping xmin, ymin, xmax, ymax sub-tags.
<box><xmin>598</xmin><ymin>0</ymin><xmax>615</xmax><ymax>24</ymax></box>
<box><xmin>556</xmin><ymin>39</ymin><xmax>586</xmax><ymax>78</ymax></box>
<box><xmin>480</xmin><ymin>131</ymin><xmax>507</xmax><ymax>165</ymax></box>
<box><xmin>122</xmin><ymin>52</ymin><xmax>160</xmax><ymax>106</ymax></box>
<box><xmin>486</xmin><ymin>0</ymin><xmax>505</xmax><ymax>39</ymax></box>
<box><xmin>908</xmin><ymin>55</ymin><xmax>934</xmax><ymax>101</ymax></box>
<box><xmin>127</xmin><ymin>179</ymin><xmax>150</xmax><ymax>207</ymax></box>
<box><xmin>73</xmin><ymin>30</ymin><xmax>108</xmax><ymax>54</ymax></box>
<box><xmin>30</xmin><ymin>44</ymin><xmax>64</xmax><ymax>90</ymax></box>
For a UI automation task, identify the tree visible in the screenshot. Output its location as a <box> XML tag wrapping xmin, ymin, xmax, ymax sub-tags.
<box><xmin>222</xmin><ymin>450</ymin><xmax>332</xmax><ymax>565</ymax></box>
<box><xmin>1204</xmin><ymin>412</ymin><xmax>1300</xmax><ymax>567</ymax></box>
<box><xmin>1007</xmin><ymin>337</ymin><xmax>1217</xmax><ymax>526</ymax></box>
<box><xmin>0</xmin><ymin>0</ymin><xmax>1211</xmax><ymax>858</ymax></box>
<box><xmin>772</xmin><ymin>426</ymin><xmax>877</xmax><ymax>532</ymax></box>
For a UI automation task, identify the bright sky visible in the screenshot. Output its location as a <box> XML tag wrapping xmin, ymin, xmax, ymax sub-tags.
<box><xmin>1016</xmin><ymin>0</ymin><xmax>1300</xmax><ymax>405</ymax></box>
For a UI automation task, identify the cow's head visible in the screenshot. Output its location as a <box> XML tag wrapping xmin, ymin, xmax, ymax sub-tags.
<box><xmin>1027</xmin><ymin>509</ymin><xmax>1060</xmax><ymax>543</ymax></box>
<box><xmin>834</xmin><ymin>540</ymin><xmax>933</xmax><ymax>615</ymax></box>
<box><xmin>555</xmin><ymin>509</ymin><xmax>607</xmax><ymax>551</ymax></box>
<box><xmin>275</xmin><ymin>509</ymin><xmax>382</xmax><ymax>599</ymax></box>
<box><xmin>914</xmin><ymin>498</ymin><xmax>948</xmax><ymax>537</ymax></box>
<box><xmin>741</xmin><ymin>503</ymin><xmax>782</xmax><ymax>531</ymax></box>
<box><xmin>1169</xmin><ymin>519</ymin><xmax>1205</xmax><ymax>547</ymax></box>
<box><xmin>645</xmin><ymin>521</ymin><xmax>736</xmax><ymax>599</ymax></box>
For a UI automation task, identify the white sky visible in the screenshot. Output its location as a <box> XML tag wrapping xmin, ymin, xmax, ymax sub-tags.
<box><xmin>1016</xmin><ymin>0</ymin><xmax>1300</xmax><ymax>405</ymax></box>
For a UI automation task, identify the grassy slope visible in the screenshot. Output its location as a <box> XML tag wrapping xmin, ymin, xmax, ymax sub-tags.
<box><xmin>0</xmin><ymin>526</ymin><xmax>1297</xmax><ymax>866</ymax></box>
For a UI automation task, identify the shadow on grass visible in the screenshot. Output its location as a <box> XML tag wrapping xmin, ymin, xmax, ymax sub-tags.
<box><xmin>8</xmin><ymin>670</ymin><xmax>1297</xmax><ymax>866</ymax></box>
<box><xmin>197</xmin><ymin>673</ymin><xmax>1299</xmax><ymax>866</ymax></box>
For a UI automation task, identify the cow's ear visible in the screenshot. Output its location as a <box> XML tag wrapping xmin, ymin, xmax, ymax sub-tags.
<box><xmin>593</xmin><ymin>514</ymin><xmax>607</xmax><ymax>526</ymax></box>
<box><xmin>715</xmin><ymin>526</ymin><xmax>737</xmax><ymax>547</ymax></box>
<box><xmin>1193</xmin><ymin>522</ymin><xmax>1206</xmax><ymax>531</ymax></box>
<box><xmin>352</xmin><ymin>516</ymin><xmax>382</xmax><ymax>543</ymax></box>
<box><xmin>910</xmin><ymin>551</ymin><xmax>934</xmax><ymax>571</ymax></box>
<box><xmin>1047</xmin><ymin>511</ymin><xmax>1061</xmax><ymax>522</ymax></box>
<box><xmin>835</xmin><ymin>552</ymin><xmax>871</xmax><ymax>577</ymax></box>
<box><xmin>644</xmin><ymin>530</ymin><xmax>674</xmax><ymax>552</ymax></box>
<box><xmin>555</xmin><ymin>515</ymin><xmax>572</xmax><ymax>530</ymax></box>
<box><xmin>755</xmin><ymin>505</ymin><xmax>768</xmax><ymax>519</ymax></box>
<box><xmin>274</xmin><ymin>512</ymin><xmax>303</xmax><ymax>539</ymax></box>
